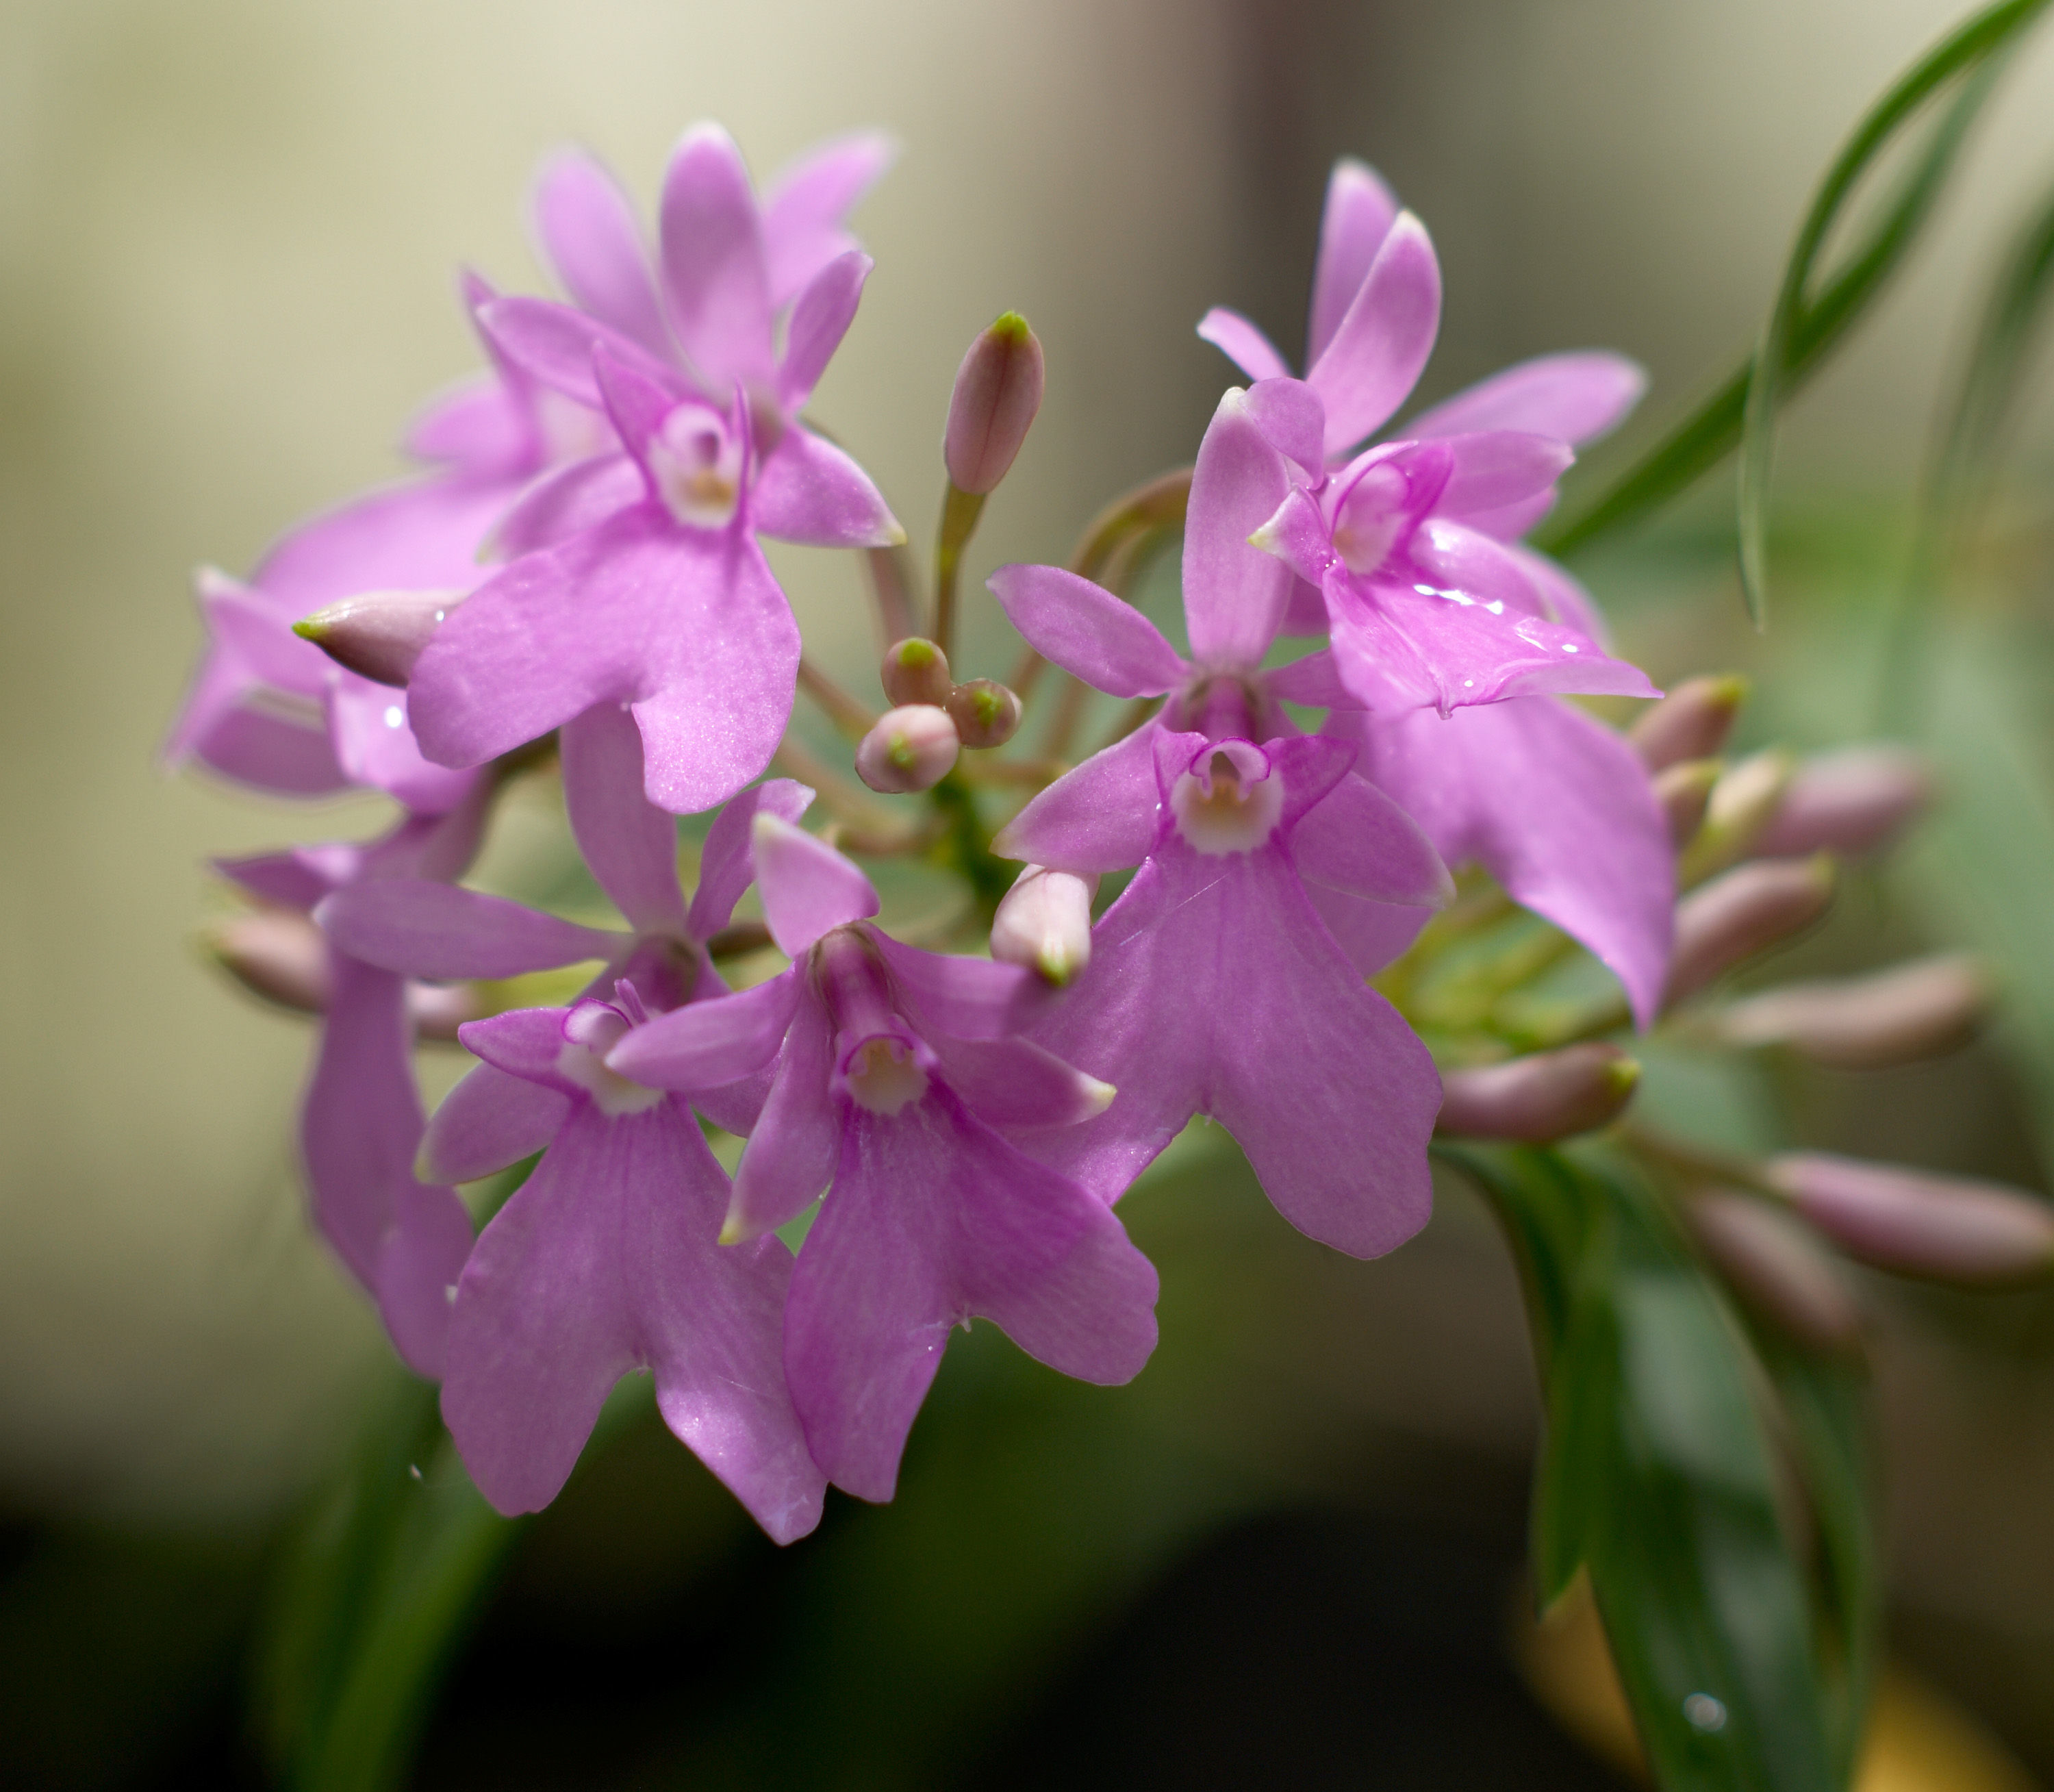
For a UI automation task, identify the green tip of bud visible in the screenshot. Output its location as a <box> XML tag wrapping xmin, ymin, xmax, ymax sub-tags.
<box><xmin>1035</xmin><ymin>944</ymin><xmax>1074</xmax><ymax>987</ymax></box>
<box><xmin>989</xmin><ymin>310</ymin><xmax>1032</xmax><ymax>344</ymax></box>
<box><xmin>290</xmin><ymin>617</ymin><xmax>327</xmax><ymax>643</ymax></box>
<box><xmin>1708</xmin><ymin>674</ymin><xmax>1751</xmax><ymax>709</ymax></box>
<box><xmin>718</xmin><ymin>1213</ymin><xmax>750</xmax><ymax>1247</ymax></box>
<box><xmin>1601</xmin><ymin>1057</ymin><xmax>1643</xmax><ymax>1100</ymax></box>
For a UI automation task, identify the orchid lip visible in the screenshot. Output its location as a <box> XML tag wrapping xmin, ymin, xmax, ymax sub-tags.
<box><xmin>557</xmin><ymin>988</ymin><xmax>666</xmax><ymax>1117</ymax></box>
<box><xmin>835</xmin><ymin>1030</ymin><xmax>931</xmax><ymax>1115</ymax></box>
<box><xmin>647</xmin><ymin>403</ymin><xmax>744</xmax><ymax>529</ymax></box>
<box><xmin>1170</xmin><ymin>737</ymin><xmax>1284</xmax><ymax>855</ymax></box>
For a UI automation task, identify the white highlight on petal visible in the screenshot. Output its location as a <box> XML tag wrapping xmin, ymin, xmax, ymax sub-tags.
<box><xmin>383</xmin><ymin>705</ymin><xmax>405</xmax><ymax>729</ymax></box>
<box><xmin>1171</xmin><ymin>739</ymin><xmax>1284</xmax><ymax>855</ymax></box>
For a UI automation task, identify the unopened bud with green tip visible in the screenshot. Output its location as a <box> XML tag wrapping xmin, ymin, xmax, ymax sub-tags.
<box><xmin>1665</xmin><ymin>854</ymin><xmax>1835</xmax><ymax>1010</ymax></box>
<box><xmin>205</xmin><ymin>909</ymin><xmax>333</xmax><ymax>1014</ymax></box>
<box><xmin>1769</xmin><ymin>1153</ymin><xmax>2054</xmax><ymax>1288</ymax></box>
<box><xmin>293</xmin><ymin>588</ymin><xmax>459</xmax><ymax>687</ymax></box>
<box><xmin>1630</xmin><ymin>673</ymin><xmax>1748</xmax><ymax>772</ymax></box>
<box><xmin>946</xmin><ymin>677</ymin><xmax>1022</xmax><ymax>749</ymax></box>
<box><xmin>991</xmin><ymin>866</ymin><xmax>1098</xmax><ymax>986</ymax></box>
<box><xmin>1686</xmin><ymin>1191</ymin><xmax>1863</xmax><ymax>1354</ymax></box>
<box><xmin>854</xmin><ymin>703</ymin><xmax>961</xmax><ymax>794</ymax></box>
<box><xmin>1435</xmin><ymin>1043</ymin><xmax>1640</xmax><ymax>1143</ymax></box>
<box><xmin>1710</xmin><ymin>952</ymin><xmax>1988</xmax><ymax>1069</ymax></box>
<box><xmin>1679</xmin><ymin>748</ymin><xmax>1794</xmax><ymax>884</ymax></box>
<box><xmin>943</xmin><ymin>311</ymin><xmax>1045</xmax><ymax>496</ymax></box>
<box><xmin>881</xmin><ymin>637</ymin><xmax>953</xmax><ymax>708</ymax></box>
<box><xmin>1654</xmin><ymin>758</ymin><xmax>1721</xmax><ymax>846</ymax></box>
<box><xmin>1753</xmin><ymin>744</ymin><xmax>1932</xmax><ymax>860</ymax></box>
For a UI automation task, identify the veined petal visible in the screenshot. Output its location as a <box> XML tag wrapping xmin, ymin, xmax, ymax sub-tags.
<box><xmin>1434</xmin><ymin>431</ymin><xmax>1575</xmax><ymax>523</ymax></box>
<box><xmin>659</xmin><ymin>123</ymin><xmax>775</xmax><ymax>390</ymax></box>
<box><xmin>1247</xmin><ymin>486</ymin><xmax>1337</xmax><ymax>590</ymax></box>
<box><xmin>1352</xmin><ymin>697</ymin><xmax>1675</xmax><ymax>1028</ymax></box>
<box><xmin>1302</xmin><ymin>886</ymin><xmax>1434</xmax><ymax>977</ymax></box>
<box><xmin>1307</xmin><ymin>210</ymin><xmax>1441</xmax><ymax>457</ymax></box>
<box><xmin>1404</xmin><ymin>350</ymin><xmax>1647</xmax><ymax>447</ymax></box>
<box><xmin>725</xmin><ymin>985</ymin><xmax>839</xmax><ymax>1241</ymax></box>
<box><xmin>1263</xmin><ymin>647</ymin><xmax>1357</xmax><ymax>709</ymax></box>
<box><xmin>1196</xmin><ymin>307</ymin><xmax>1292</xmax><ymax>383</ymax></box>
<box><xmin>1503</xmin><ymin>543</ymin><xmax>1614</xmax><ymax>648</ymax></box>
<box><xmin>561</xmin><ymin>703</ymin><xmax>689</xmax><ymax>936</ymax></box>
<box><xmin>457</xmin><ymin>1005</ymin><xmax>587</xmax><ymax>1091</ymax></box>
<box><xmin>319</xmin><ymin>881</ymin><xmax>618</xmax><ymax>980</ymax></box>
<box><xmin>784</xmin><ymin>1089</ymin><xmax>1157</xmax><ymax>1502</ymax></box>
<box><xmin>492</xmin><ymin>453</ymin><xmax>644</xmax><ymax>558</ymax></box>
<box><xmin>420</xmin><ymin>1061</ymin><xmax>570</xmax><ymax>1185</ymax></box>
<box><xmin>986</xmin><ymin>563</ymin><xmax>1186</xmax><ymax>698</ymax></box>
<box><xmin>1243</xmin><ymin>377</ymin><xmax>1327</xmax><ymax>479</ymax></box>
<box><xmin>991</xmin><ymin>723</ymin><xmax>1163</xmax><ymax>874</ymax></box>
<box><xmin>751</xmin><ymin>426</ymin><xmax>902</xmax><ymax>549</ymax></box>
<box><xmin>607</xmin><ymin>968</ymin><xmax>802</xmax><ymax>1090</ymax></box>
<box><xmin>1307</xmin><ymin>158</ymin><xmax>1400</xmax><ymax>366</ymax></box>
<box><xmin>761</xmin><ymin>129</ymin><xmax>896</xmax><ymax>309</ymax></box>
<box><xmin>192</xmin><ymin>703</ymin><xmax>351</xmax><ymax>798</ymax></box>
<box><xmin>928</xmin><ymin>1034</ymin><xmax>1115</xmax><ymax>1132</ymax></box>
<box><xmin>778</xmin><ymin>250</ymin><xmax>870</xmax><ymax>411</ymax></box>
<box><xmin>750</xmin><ymin>816</ymin><xmax>878</xmax><ymax>957</ymax></box>
<box><xmin>872</xmin><ymin>933</ymin><xmax>1055</xmax><ymax>1041</ymax></box>
<box><xmin>1182</xmin><ymin>389</ymin><xmax>1297</xmax><ymax>670</ymax></box>
<box><xmin>443</xmin><ymin>1102</ymin><xmax>824</xmax><ymax>1539</ymax></box>
<box><xmin>479</xmin><ymin>294</ymin><xmax>679</xmax><ymax>411</ymax></box>
<box><xmin>686</xmin><ymin>777</ymin><xmax>815</xmax><ymax>942</ymax></box>
<box><xmin>372</xmin><ymin>1179</ymin><xmax>474</xmax><ymax>1379</ymax></box>
<box><xmin>532</xmin><ymin>148</ymin><xmax>671</xmax><ymax>357</ymax></box>
<box><xmin>1290</xmin><ymin>767</ymin><xmax>1453</xmax><ymax>908</ymax></box>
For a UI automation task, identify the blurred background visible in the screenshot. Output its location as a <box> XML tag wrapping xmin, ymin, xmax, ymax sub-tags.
<box><xmin>5</xmin><ymin>1</ymin><xmax>2054</xmax><ymax>1785</ymax></box>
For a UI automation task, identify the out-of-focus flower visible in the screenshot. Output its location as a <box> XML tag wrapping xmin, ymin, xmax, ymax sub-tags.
<box><xmin>609</xmin><ymin>817</ymin><xmax>1155</xmax><ymax>1504</ymax></box>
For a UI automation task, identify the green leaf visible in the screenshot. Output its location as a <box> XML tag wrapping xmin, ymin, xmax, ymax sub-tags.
<box><xmin>1538</xmin><ymin>0</ymin><xmax>2046</xmax><ymax>571</ymax></box>
<box><xmin>1444</xmin><ymin>1142</ymin><xmax>1849</xmax><ymax>1792</ymax></box>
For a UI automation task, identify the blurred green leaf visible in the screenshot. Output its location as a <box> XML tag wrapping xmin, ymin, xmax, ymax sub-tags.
<box><xmin>1443</xmin><ymin>1143</ymin><xmax>1843</xmax><ymax>1792</ymax></box>
<box><xmin>1540</xmin><ymin>0</ymin><xmax>2045</xmax><ymax>572</ymax></box>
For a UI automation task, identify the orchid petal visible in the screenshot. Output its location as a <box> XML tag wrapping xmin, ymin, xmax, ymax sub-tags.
<box><xmin>561</xmin><ymin>703</ymin><xmax>689</xmax><ymax>936</ymax></box>
<box><xmin>324</xmin><ymin>677</ymin><xmax>479</xmax><ymax>814</ymax></box>
<box><xmin>1302</xmin><ymin>887</ymin><xmax>1434</xmax><ymax>976</ymax></box>
<box><xmin>928</xmin><ymin>1035</ymin><xmax>1114</xmax><ymax>1132</ymax></box>
<box><xmin>1352</xmin><ymin>697</ymin><xmax>1675</xmax><ymax>1028</ymax></box>
<box><xmin>1182</xmin><ymin>389</ymin><xmax>1297</xmax><ymax>670</ymax></box>
<box><xmin>785</xmin><ymin>1089</ymin><xmax>1156</xmax><ymax>1502</ymax></box>
<box><xmin>203</xmin><ymin>575</ymin><xmax>327</xmax><ymax>694</ymax></box>
<box><xmin>751</xmin><ymin>425</ymin><xmax>902</xmax><ymax>549</ymax></box>
<box><xmin>192</xmin><ymin>705</ymin><xmax>351</xmax><ymax>797</ymax></box>
<box><xmin>1247</xmin><ymin>485</ymin><xmax>1337</xmax><ymax>590</ymax></box>
<box><xmin>1243</xmin><ymin>377</ymin><xmax>1327</xmax><ymax>479</ymax></box>
<box><xmin>991</xmin><ymin>723</ymin><xmax>1164</xmax><ymax>874</ymax></box>
<box><xmin>443</xmin><ymin>1102</ymin><xmax>823</xmax><ymax>1539</ymax></box>
<box><xmin>761</xmin><ymin>129</ymin><xmax>896</xmax><ymax>308</ymax></box>
<box><xmin>778</xmin><ymin>250</ymin><xmax>870</xmax><ymax>410</ymax></box>
<box><xmin>659</xmin><ymin>123</ymin><xmax>775</xmax><ymax>390</ymax></box>
<box><xmin>750</xmin><ymin>816</ymin><xmax>878</xmax><ymax>957</ymax></box>
<box><xmin>320</xmin><ymin>881</ymin><xmax>618</xmax><ymax>981</ymax></box>
<box><xmin>687</xmin><ymin>777</ymin><xmax>815</xmax><ymax>941</ymax></box>
<box><xmin>1307</xmin><ymin>210</ymin><xmax>1441</xmax><ymax>456</ymax></box>
<box><xmin>373</xmin><ymin>1179</ymin><xmax>474</xmax><ymax>1378</ymax></box>
<box><xmin>607</xmin><ymin>968</ymin><xmax>802</xmax><ymax>1091</ymax></box>
<box><xmin>1434</xmin><ymin>431</ymin><xmax>1575</xmax><ymax>522</ymax></box>
<box><xmin>1291</xmin><ymin>768</ymin><xmax>1453</xmax><ymax>908</ymax></box>
<box><xmin>1195</xmin><ymin>307</ymin><xmax>1292</xmax><ymax>383</ymax></box>
<box><xmin>420</xmin><ymin>1061</ymin><xmax>569</xmax><ymax>1185</ymax></box>
<box><xmin>479</xmin><ymin>294</ymin><xmax>678</xmax><ymax>411</ymax></box>
<box><xmin>492</xmin><ymin>453</ymin><xmax>644</xmax><ymax>558</ymax></box>
<box><xmin>1263</xmin><ymin>648</ymin><xmax>1357</xmax><ymax>708</ymax></box>
<box><xmin>725</xmin><ymin>985</ymin><xmax>839</xmax><ymax>1241</ymax></box>
<box><xmin>986</xmin><ymin>564</ymin><xmax>1186</xmax><ymax>698</ymax></box>
<box><xmin>1405</xmin><ymin>351</ymin><xmax>1647</xmax><ymax>446</ymax></box>
<box><xmin>1307</xmin><ymin>158</ymin><xmax>1400</xmax><ymax>366</ymax></box>
<box><xmin>253</xmin><ymin>472</ymin><xmax>522</xmax><ymax>611</ymax></box>
<box><xmin>457</xmin><ymin>1006</ymin><xmax>589</xmax><ymax>1091</ymax></box>
<box><xmin>532</xmin><ymin>149</ymin><xmax>671</xmax><ymax>357</ymax></box>
<box><xmin>406</xmin><ymin>377</ymin><xmax>532</xmax><ymax>472</ymax></box>
<box><xmin>1503</xmin><ymin>543</ymin><xmax>1614</xmax><ymax>648</ymax></box>
<box><xmin>872</xmin><ymin>934</ymin><xmax>1055</xmax><ymax>1041</ymax></box>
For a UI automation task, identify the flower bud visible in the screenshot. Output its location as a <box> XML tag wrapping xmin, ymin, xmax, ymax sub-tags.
<box><xmin>991</xmin><ymin>866</ymin><xmax>1098</xmax><ymax>987</ymax></box>
<box><xmin>205</xmin><ymin>910</ymin><xmax>332</xmax><ymax>1013</ymax></box>
<box><xmin>854</xmin><ymin>704</ymin><xmax>961</xmax><ymax>794</ymax></box>
<box><xmin>1654</xmin><ymin>759</ymin><xmax>1720</xmax><ymax>846</ymax></box>
<box><xmin>1436</xmin><ymin>1044</ymin><xmax>1640</xmax><ymax>1143</ymax></box>
<box><xmin>881</xmin><ymin>637</ymin><xmax>953</xmax><ymax>708</ymax></box>
<box><xmin>1710</xmin><ymin>952</ymin><xmax>1989</xmax><ymax>1068</ymax></box>
<box><xmin>1769</xmin><ymin>1153</ymin><xmax>2054</xmax><ymax>1288</ymax></box>
<box><xmin>1686</xmin><ymin>1191</ymin><xmax>1863</xmax><ymax>1353</ymax></box>
<box><xmin>946</xmin><ymin>678</ymin><xmax>1023</xmax><ymax>749</ymax></box>
<box><xmin>1630</xmin><ymin>674</ymin><xmax>1747</xmax><ymax>772</ymax></box>
<box><xmin>1665</xmin><ymin>855</ymin><xmax>1835</xmax><ymax>1009</ymax></box>
<box><xmin>293</xmin><ymin>589</ymin><xmax>459</xmax><ymax>687</ymax></box>
<box><xmin>943</xmin><ymin>311</ymin><xmax>1045</xmax><ymax>496</ymax></box>
<box><xmin>1751</xmin><ymin>745</ymin><xmax>1932</xmax><ymax>860</ymax></box>
<box><xmin>1678</xmin><ymin>749</ymin><xmax>1794</xmax><ymax>885</ymax></box>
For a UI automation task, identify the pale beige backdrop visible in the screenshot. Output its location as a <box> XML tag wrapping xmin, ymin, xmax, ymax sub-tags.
<box><xmin>2</xmin><ymin>0</ymin><xmax>2051</xmax><ymax>1522</ymax></box>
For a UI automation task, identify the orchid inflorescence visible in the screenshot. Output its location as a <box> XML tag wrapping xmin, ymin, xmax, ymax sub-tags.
<box><xmin>172</xmin><ymin>123</ymin><xmax>2054</xmax><ymax>1567</ymax></box>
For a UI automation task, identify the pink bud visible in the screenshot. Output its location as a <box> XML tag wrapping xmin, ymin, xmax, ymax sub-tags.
<box><xmin>1630</xmin><ymin>674</ymin><xmax>1747</xmax><ymax>772</ymax></box>
<box><xmin>1654</xmin><ymin>759</ymin><xmax>1720</xmax><ymax>846</ymax></box>
<box><xmin>206</xmin><ymin>910</ymin><xmax>332</xmax><ymax>1013</ymax></box>
<box><xmin>943</xmin><ymin>312</ymin><xmax>1045</xmax><ymax>495</ymax></box>
<box><xmin>854</xmin><ymin>704</ymin><xmax>961</xmax><ymax>794</ymax></box>
<box><xmin>946</xmin><ymin>678</ymin><xmax>1023</xmax><ymax>749</ymax></box>
<box><xmin>991</xmin><ymin>866</ymin><xmax>1098</xmax><ymax>986</ymax></box>
<box><xmin>1711</xmin><ymin>953</ymin><xmax>1988</xmax><ymax>1068</ymax></box>
<box><xmin>881</xmin><ymin>638</ymin><xmax>953</xmax><ymax>709</ymax></box>
<box><xmin>1751</xmin><ymin>745</ymin><xmax>1932</xmax><ymax>860</ymax></box>
<box><xmin>293</xmin><ymin>589</ymin><xmax>459</xmax><ymax>687</ymax></box>
<box><xmin>1686</xmin><ymin>1192</ymin><xmax>1863</xmax><ymax>1353</ymax></box>
<box><xmin>1436</xmin><ymin>1044</ymin><xmax>1640</xmax><ymax>1143</ymax></box>
<box><xmin>1665</xmin><ymin>856</ymin><xmax>1835</xmax><ymax>1009</ymax></box>
<box><xmin>1771</xmin><ymin>1153</ymin><xmax>2054</xmax><ymax>1288</ymax></box>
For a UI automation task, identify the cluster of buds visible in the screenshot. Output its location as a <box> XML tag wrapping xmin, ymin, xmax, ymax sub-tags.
<box><xmin>854</xmin><ymin>634</ymin><xmax>1023</xmax><ymax>793</ymax></box>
